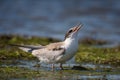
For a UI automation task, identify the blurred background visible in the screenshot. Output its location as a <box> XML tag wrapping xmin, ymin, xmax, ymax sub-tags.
<box><xmin>0</xmin><ymin>0</ymin><xmax>120</xmax><ymax>46</ymax></box>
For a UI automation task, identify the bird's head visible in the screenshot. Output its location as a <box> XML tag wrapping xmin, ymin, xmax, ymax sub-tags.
<box><xmin>64</xmin><ymin>23</ymin><xmax>83</xmax><ymax>40</ymax></box>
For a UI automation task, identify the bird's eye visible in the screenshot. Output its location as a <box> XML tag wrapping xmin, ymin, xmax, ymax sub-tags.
<box><xmin>69</xmin><ymin>30</ymin><xmax>73</xmax><ymax>33</ymax></box>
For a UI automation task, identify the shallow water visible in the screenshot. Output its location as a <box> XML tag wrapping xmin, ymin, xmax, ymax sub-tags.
<box><xmin>1</xmin><ymin>60</ymin><xmax>120</xmax><ymax>80</ymax></box>
<box><xmin>0</xmin><ymin>0</ymin><xmax>120</xmax><ymax>47</ymax></box>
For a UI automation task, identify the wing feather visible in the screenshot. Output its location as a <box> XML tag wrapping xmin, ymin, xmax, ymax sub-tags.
<box><xmin>32</xmin><ymin>42</ymin><xmax>65</xmax><ymax>63</ymax></box>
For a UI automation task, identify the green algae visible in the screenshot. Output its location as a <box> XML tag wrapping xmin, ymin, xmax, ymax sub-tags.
<box><xmin>0</xmin><ymin>66</ymin><xmax>120</xmax><ymax>80</ymax></box>
<box><xmin>0</xmin><ymin>66</ymin><xmax>41</xmax><ymax>80</ymax></box>
<box><xmin>76</xmin><ymin>45</ymin><xmax>120</xmax><ymax>66</ymax></box>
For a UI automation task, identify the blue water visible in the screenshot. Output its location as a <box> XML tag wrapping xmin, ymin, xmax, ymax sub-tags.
<box><xmin>0</xmin><ymin>0</ymin><xmax>120</xmax><ymax>46</ymax></box>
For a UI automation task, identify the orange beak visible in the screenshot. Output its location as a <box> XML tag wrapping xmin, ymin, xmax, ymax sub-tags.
<box><xmin>74</xmin><ymin>23</ymin><xmax>83</xmax><ymax>32</ymax></box>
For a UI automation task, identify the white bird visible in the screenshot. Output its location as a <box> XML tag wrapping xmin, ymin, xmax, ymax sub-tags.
<box><xmin>10</xmin><ymin>23</ymin><xmax>83</xmax><ymax>70</ymax></box>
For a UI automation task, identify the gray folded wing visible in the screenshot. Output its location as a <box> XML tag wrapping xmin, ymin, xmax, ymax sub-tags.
<box><xmin>32</xmin><ymin>43</ymin><xmax>65</xmax><ymax>63</ymax></box>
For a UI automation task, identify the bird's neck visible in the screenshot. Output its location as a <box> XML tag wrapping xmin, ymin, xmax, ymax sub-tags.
<box><xmin>64</xmin><ymin>37</ymin><xmax>78</xmax><ymax>48</ymax></box>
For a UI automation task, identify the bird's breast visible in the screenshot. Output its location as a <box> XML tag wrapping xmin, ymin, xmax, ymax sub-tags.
<box><xmin>65</xmin><ymin>42</ymin><xmax>78</xmax><ymax>55</ymax></box>
<box><xmin>59</xmin><ymin>41</ymin><xmax>78</xmax><ymax>62</ymax></box>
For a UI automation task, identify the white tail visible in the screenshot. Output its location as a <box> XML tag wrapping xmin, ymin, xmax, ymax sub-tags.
<box><xmin>9</xmin><ymin>44</ymin><xmax>44</xmax><ymax>53</ymax></box>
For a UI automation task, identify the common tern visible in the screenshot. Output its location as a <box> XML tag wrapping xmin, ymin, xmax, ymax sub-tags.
<box><xmin>11</xmin><ymin>23</ymin><xmax>83</xmax><ymax>70</ymax></box>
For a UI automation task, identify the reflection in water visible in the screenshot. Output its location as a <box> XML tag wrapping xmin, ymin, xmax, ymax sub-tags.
<box><xmin>0</xmin><ymin>0</ymin><xmax>120</xmax><ymax>47</ymax></box>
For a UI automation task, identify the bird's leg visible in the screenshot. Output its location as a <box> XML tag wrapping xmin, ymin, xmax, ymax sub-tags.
<box><xmin>60</xmin><ymin>63</ymin><xmax>63</xmax><ymax>70</ymax></box>
<box><xmin>51</xmin><ymin>64</ymin><xmax>54</xmax><ymax>71</ymax></box>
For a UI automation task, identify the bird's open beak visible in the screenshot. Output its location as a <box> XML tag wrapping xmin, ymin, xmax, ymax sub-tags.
<box><xmin>74</xmin><ymin>23</ymin><xmax>83</xmax><ymax>32</ymax></box>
